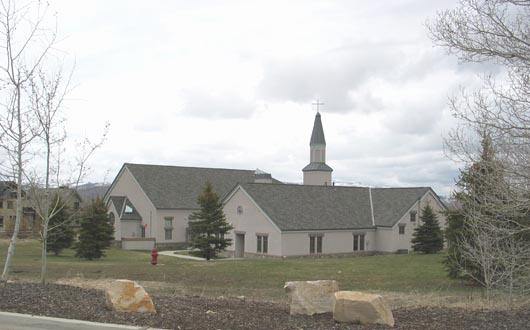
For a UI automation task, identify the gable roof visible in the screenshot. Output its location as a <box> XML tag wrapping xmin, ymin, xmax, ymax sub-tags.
<box><xmin>123</xmin><ymin>163</ymin><xmax>261</xmax><ymax>209</ymax></box>
<box><xmin>108</xmin><ymin>196</ymin><xmax>142</xmax><ymax>220</ymax></box>
<box><xmin>233</xmin><ymin>184</ymin><xmax>437</xmax><ymax>231</ymax></box>
<box><xmin>370</xmin><ymin>187</ymin><xmax>431</xmax><ymax>227</ymax></box>
<box><xmin>238</xmin><ymin>183</ymin><xmax>373</xmax><ymax>231</ymax></box>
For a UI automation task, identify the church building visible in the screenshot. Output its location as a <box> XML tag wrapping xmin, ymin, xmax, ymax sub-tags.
<box><xmin>105</xmin><ymin>111</ymin><xmax>447</xmax><ymax>255</ymax></box>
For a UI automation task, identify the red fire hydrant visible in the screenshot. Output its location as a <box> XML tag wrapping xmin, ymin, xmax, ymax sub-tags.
<box><xmin>151</xmin><ymin>247</ymin><xmax>158</xmax><ymax>265</ymax></box>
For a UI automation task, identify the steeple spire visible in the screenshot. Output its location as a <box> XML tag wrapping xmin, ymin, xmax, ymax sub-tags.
<box><xmin>310</xmin><ymin>112</ymin><xmax>326</xmax><ymax>146</ymax></box>
<box><xmin>302</xmin><ymin>109</ymin><xmax>333</xmax><ymax>186</ymax></box>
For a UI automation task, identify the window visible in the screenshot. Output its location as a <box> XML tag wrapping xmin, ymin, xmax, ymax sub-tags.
<box><xmin>353</xmin><ymin>234</ymin><xmax>365</xmax><ymax>251</ymax></box>
<box><xmin>73</xmin><ymin>202</ymin><xmax>80</xmax><ymax>211</ymax></box>
<box><xmin>0</xmin><ymin>216</ymin><xmax>3</xmax><ymax>228</ymax></box>
<box><xmin>164</xmin><ymin>217</ymin><xmax>173</xmax><ymax>228</ymax></box>
<box><xmin>410</xmin><ymin>211</ymin><xmax>417</xmax><ymax>222</ymax></box>
<box><xmin>0</xmin><ymin>200</ymin><xmax>3</xmax><ymax>208</ymax></box>
<box><xmin>7</xmin><ymin>201</ymin><xmax>13</xmax><ymax>209</ymax></box>
<box><xmin>124</xmin><ymin>205</ymin><xmax>133</xmax><ymax>213</ymax></box>
<box><xmin>164</xmin><ymin>217</ymin><xmax>173</xmax><ymax>240</ymax></box>
<box><xmin>257</xmin><ymin>234</ymin><xmax>268</xmax><ymax>254</ymax></box>
<box><xmin>309</xmin><ymin>235</ymin><xmax>323</xmax><ymax>254</ymax></box>
<box><xmin>399</xmin><ymin>224</ymin><xmax>406</xmax><ymax>235</ymax></box>
<box><xmin>165</xmin><ymin>228</ymin><xmax>172</xmax><ymax>240</ymax></box>
<box><xmin>140</xmin><ymin>225</ymin><xmax>146</xmax><ymax>238</ymax></box>
<box><xmin>109</xmin><ymin>212</ymin><xmax>115</xmax><ymax>225</ymax></box>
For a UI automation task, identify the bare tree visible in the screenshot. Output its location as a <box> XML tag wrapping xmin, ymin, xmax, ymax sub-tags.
<box><xmin>0</xmin><ymin>0</ymin><xmax>54</xmax><ymax>286</ymax></box>
<box><xmin>25</xmin><ymin>66</ymin><xmax>108</xmax><ymax>285</ymax></box>
<box><xmin>0</xmin><ymin>0</ymin><xmax>108</xmax><ymax>286</ymax></box>
<box><xmin>429</xmin><ymin>0</ymin><xmax>530</xmax><ymax>293</ymax></box>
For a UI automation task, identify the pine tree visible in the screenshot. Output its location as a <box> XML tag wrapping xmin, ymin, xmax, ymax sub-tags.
<box><xmin>188</xmin><ymin>182</ymin><xmax>233</xmax><ymax>260</ymax></box>
<box><xmin>75</xmin><ymin>197</ymin><xmax>114</xmax><ymax>260</ymax></box>
<box><xmin>46</xmin><ymin>195</ymin><xmax>75</xmax><ymax>256</ymax></box>
<box><xmin>444</xmin><ymin>134</ymin><xmax>504</xmax><ymax>279</ymax></box>
<box><xmin>411</xmin><ymin>205</ymin><xmax>444</xmax><ymax>254</ymax></box>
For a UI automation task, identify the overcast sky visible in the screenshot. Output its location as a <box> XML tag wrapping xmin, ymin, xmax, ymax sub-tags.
<box><xmin>47</xmin><ymin>0</ymin><xmax>492</xmax><ymax>196</ymax></box>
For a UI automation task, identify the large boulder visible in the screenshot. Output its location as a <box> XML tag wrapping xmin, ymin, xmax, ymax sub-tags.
<box><xmin>333</xmin><ymin>291</ymin><xmax>394</xmax><ymax>327</ymax></box>
<box><xmin>105</xmin><ymin>279</ymin><xmax>156</xmax><ymax>313</ymax></box>
<box><xmin>284</xmin><ymin>280</ymin><xmax>339</xmax><ymax>315</ymax></box>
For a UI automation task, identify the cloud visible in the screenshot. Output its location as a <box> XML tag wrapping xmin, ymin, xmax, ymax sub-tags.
<box><xmin>256</xmin><ymin>42</ymin><xmax>466</xmax><ymax>114</ymax></box>
<box><xmin>179</xmin><ymin>88</ymin><xmax>257</xmax><ymax>119</ymax></box>
<box><xmin>257</xmin><ymin>45</ymin><xmax>396</xmax><ymax>113</ymax></box>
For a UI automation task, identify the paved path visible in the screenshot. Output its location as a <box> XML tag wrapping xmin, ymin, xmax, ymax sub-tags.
<box><xmin>0</xmin><ymin>311</ymin><xmax>165</xmax><ymax>330</ymax></box>
<box><xmin>157</xmin><ymin>250</ymin><xmax>205</xmax><ymax>260</ymax></box>
<box><xmin>157</xmin><ymin>251</ymin><xmax>241</xmax><ymax>261</ymax></box>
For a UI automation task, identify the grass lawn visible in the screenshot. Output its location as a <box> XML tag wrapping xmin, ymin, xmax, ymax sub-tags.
<box><xmin>0</xmin><ymin>239</ymin><xmax>474</xmax><ymax>302</ymax></box>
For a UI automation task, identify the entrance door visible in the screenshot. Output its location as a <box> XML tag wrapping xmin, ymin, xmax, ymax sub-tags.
<box><xmin>235</xmin><ymin>233</ymin><xmax>245</xmax><ymax>258</ymax></box>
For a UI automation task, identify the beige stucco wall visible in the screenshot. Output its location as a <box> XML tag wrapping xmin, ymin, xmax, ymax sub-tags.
<box><xmin>156</xmin><ymin>209</ymin><xmax>193</xmax><ymax>243</ymax></box>
<box><xmin>122</xmin><ymin>238</ymin><xmax>155</xmax><ymax>250</ymax></box>
<box><xmin>224</xmin><ymin>188</ymin><xmax>282</xmax><ymax>256</ymax></box>
<box><xmin>106</xmin><ymin>167</ymin><xmax>158</xmax><ymax>240</ymax></box>
<box><xmin>303</xmin><ymin>171</ymin><xmax>332</xmax><ymax>186</ymax></box>
<box><xmin>376</xmin><ymin>190</ymin><xmax>448</xmax><ymax>252</ymax></box>
<box><xmin>121</xmin><ymin>220</ymin><xmax>141</xmax><ymax>238</ymax></box>
<box><xmin>281</xmin><ymin>230</ymin><xmax>376</xmax><ymax>256</ymax></box>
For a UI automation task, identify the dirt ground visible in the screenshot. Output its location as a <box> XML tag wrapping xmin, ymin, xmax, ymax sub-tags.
<box><xmin>1</xmin><ymin>282</ymin><xmax>530</xmax><ymax>330</ymax></box>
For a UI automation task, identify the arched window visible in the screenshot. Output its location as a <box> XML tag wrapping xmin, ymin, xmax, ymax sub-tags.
<box><xmin>109</xmin><ymin>212</ymin><xmax>115</xmax><ymax>225</ymax></box>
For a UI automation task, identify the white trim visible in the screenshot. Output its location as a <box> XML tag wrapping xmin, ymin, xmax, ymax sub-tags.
<box><xmin>222</xmin><ymin>184</ymin><xmax>241</xmax><ymax>204</ymax></box>
<box><xmin>103</xmin><ymin>164</ymin><xmax>127</xmax><ymax>203</ymax></box>
<box><xmin>368</xmin><ymin>187</ymin><xmax>375</xmax><ymax>227</ymax></box>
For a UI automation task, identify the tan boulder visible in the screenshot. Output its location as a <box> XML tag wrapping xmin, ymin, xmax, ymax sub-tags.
<box><xmin>333</xmin><ymin>291</ymin><xmax>394</xmax><ymax>327</ymax></box>
<box><xmin>105</xmin><ymin>279</ymin><xmax>156</xmax><ymax>313</ymax></box>
<box><xmin>284</xmin><ymin>280</ymin><xmax>339</xmax><ymax>315</ymax></box>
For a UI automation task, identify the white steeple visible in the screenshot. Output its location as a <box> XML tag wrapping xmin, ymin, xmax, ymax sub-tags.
<box><xmin>302</xmin><ymin>111</ymin><xmax>333</xmax><ymax>185</ymax></box>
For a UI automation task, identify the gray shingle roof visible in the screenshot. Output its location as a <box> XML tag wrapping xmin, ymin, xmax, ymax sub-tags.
<box><xmin>239</xmin><ymin>183</ymin><xmax>373</xmax><ymax>231</ymax></box>
<box><xmin>310</xmin><ymin>112</ymin><xmax>326</xmax><ymax>145</ymax></box>
<box><xmin>124</xmin><ymin>163</ymin><xmax>259</xmax><ymax>209</ymax></box>
<box><xmin>371</xmin><ymin>187</ymin><xmax>430</xmax><ymax>227</ymax></box>
<box><xmin>109</xmin><ymin>196</ymin><xmax>142</xmax><ymax>220</ymax></box>
<box><xmin>109</xmin><ymin>196</ymin><xmax>125</xmax><ymax>214</ymax></box>
<box><xmin>302</xmin><ymin>162</ymin><xmax>333</xmax><ymax>172</ymax></box>
<box><xmin>236</xmin><ymin>184</ymin><xmax>434</xmax><ymax>231</ymax></box>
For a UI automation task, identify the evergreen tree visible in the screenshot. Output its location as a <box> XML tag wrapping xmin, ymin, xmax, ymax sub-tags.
<box><xmin>411</xmin><ymin>205</ymin><xmax>444</xmax><ymax>254</ymax></box>
<box><xmin>444</xmin><ymin>134</ymin><xmax>505</xmax><ymax>280</ymax></box>
<box><xmin>188</xmin><ymin>182</ymin><xmax>233</xmax><ymax>260</ymax></box>
<box><xmin>46</xmin><ymin>195</ymin><xmax>75</xmax><ymax>256</ymax></box>
<box><xmin>75</xmin><ymin>197</ymin><xmax>114</xmax><ymax>260</ymax></box>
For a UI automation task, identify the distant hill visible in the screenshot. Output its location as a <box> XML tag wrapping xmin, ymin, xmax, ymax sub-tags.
<box><xmin>77</xmin><ymin>182</ymin><xmax>110</xmax><ymax>202</ymax></box>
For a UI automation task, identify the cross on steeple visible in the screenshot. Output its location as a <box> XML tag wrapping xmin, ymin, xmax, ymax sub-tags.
<box><xmin>312</xmin><ymin>100</ymin><xmax>324</xmax><ymax>113</ymax></box>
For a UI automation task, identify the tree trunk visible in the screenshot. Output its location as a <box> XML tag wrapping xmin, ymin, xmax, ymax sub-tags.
<box><xmin>40</xmin><ymin>226</ymin><xmax>48</xmax><ymax>286</ymax></box>
<box><xmin>1</xmin><ymin>84</ymin><xmax>24</xmax><ymax>286</ymax></box>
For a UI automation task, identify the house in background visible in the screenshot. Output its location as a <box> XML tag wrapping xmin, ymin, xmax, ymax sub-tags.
<box><xmin>104</xmin><ymin>164</ymin><xmax>277</xmax><ymax>249</ymax></box>
<box><xmin>105</xmin><ymin>111</ymin><xmax>447</xmax><ymax>254</ymax></box>
<box><xmin>0</xmin><ymin>181</ymin><xmax>38</xmax><ymax>238</ymax></box>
